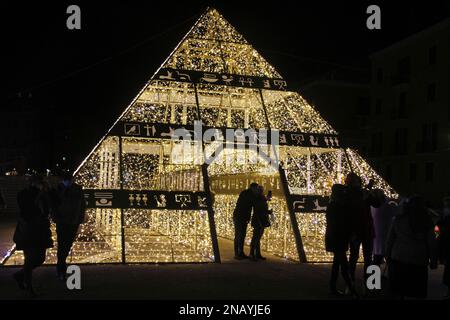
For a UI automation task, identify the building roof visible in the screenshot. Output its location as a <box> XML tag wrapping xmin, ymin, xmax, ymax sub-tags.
<box><xmin>370</xmin><ymin>18</ymin><xmax>450</xmax><ymax>59</ymax></box>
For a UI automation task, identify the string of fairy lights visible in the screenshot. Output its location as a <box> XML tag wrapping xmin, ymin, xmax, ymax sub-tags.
<box><xmin>213</xmin><ymin>193</ymin><xmax>299</xmax><ymax>261</ymax></box>
<box><xmin>3</xmin><ymin>8</ymin><xmax>397</xmax><ymax>265</ymax></box>
<box><xmin>163</xmin><ymin>9</ymin><xmax>280</xmax><ymax>78</ymax></box>
<box><xmin>189</xmin><ymin>8</ymin><xmax>248</xmax><ymax>44</ymax></box>
<box><xmin>263</xmin><ymin>91</ymin><xmax>337</xmax><ymax>134</ymax></box>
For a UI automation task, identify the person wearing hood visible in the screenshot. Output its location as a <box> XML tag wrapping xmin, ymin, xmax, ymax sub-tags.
<box><xmin>386</xmin><ymin>195</ymin><xmax>438</xmax><ymax>299</ymax></box>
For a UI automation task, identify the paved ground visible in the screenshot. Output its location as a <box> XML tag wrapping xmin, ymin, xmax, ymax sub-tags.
<box><xmin>1</xmin><ymin>213</ymin><xmax>448</xmax><ymax>300</ymax></box>
<box><xmin>1</xmin><ymin>244</ymin><xmax>448</xmax><ymax>300</ymax></box>
<box><xmin>0</xmin><ymin>259</ymin><xmax>447</xmax><ymax>300</ymax></box>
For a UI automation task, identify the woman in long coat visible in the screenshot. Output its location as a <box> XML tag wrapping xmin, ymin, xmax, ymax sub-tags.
<box><xmin>12</xmin><ymin>175</ymin><xmax>53</xmax><ymax>297</ymax></box>
<box><xmin>249</xmin><ymin>186</ymin><xmax>272</xmax><ymax>261</ymax></box>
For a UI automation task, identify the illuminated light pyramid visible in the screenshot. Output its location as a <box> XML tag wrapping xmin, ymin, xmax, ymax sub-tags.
<box><xmin>3</xmin><ymin>8</ymin><xmax>397</xmax><ymax>266</ymax></box>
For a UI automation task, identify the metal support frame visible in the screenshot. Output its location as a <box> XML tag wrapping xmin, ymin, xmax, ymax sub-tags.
<box><xmin>193</xmin><ymin>83</ymin><xmax>221</xmax><ymax>263</ymax></box>
<box><xmin>343</xmin><ymin>148</ymin><xmax>354</xmax><ymax>173</ymax></box>
<box><xmin>258</xmin><ymin>89</ymin><xmax>308</xmax><ymax>263</ymax></box>
<box><xmin>277</xmin><ymin>166</ymin><xmax>308</xmax><ymax>263</ymax></box>
<box><xmin>118</xmin><ymin>136</ymin><xmax>126</xmax><ymax>264</ymax></box>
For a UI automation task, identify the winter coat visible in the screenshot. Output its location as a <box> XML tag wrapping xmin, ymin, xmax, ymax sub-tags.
<box><xmin>251</xmin><ymin>195</ymin><xmax>271</xmax><ymax>229</ymax></box>
<box><xmin>386</xmin><ymin>212</ymin><xmax>437</xmax><ymax>266</ymax></box>
<box><xmin>325</xmin><ymin>184</ymin><xmax>352</xmax><ymax>253</ymax></box>
<box><xmin>233</xmin><ymin>189</ymin><xmax>255</xmax><ymax>223</ymax></box>
<box><xmin>348</xmin><ymin>187</ymin><xmax>378</xmax><ymax>241</ymax></box>
<box><xmin>51</xmin><ymin>183</ymin><xmax>86</xmax><ymax>225</ymax></box>
<box><xmin>371</xmin><ymin>199</ymin><xmax>396</xmax><ymax>256</ymax></box>
<box><xmin>13</xmin><ymin>186</ymin><xmax>53</xmax><ymax>250</ymax></box>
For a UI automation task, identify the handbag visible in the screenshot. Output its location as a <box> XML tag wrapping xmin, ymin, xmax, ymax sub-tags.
<box><xmin>259</xmin><ymin>210</ymin><xmax>272</xmax><ymax>228</ymax></box>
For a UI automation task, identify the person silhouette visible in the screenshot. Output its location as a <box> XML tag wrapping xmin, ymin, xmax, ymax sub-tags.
<box><xmin>347</xmin><ymin>174</ymin><xmax>380</xmax><ymax>288</ymax></box>
<box><xmin>386</xmin><ymin>196</ymin><xmax>438</xmax><ymax>299</ymax></box>
<box><xmin>233</xmin><ymin>183</ymin><xmax>258</xmax><ymax>259</ymax></box>
<box><xmin>325</xmin><ymin>183</ymin><xmax>358</xmax><ymax>297</ymax></box>
<box><xmin>249</xmin><ymin>186</ymin><xmax>272</xmax><ymax>261</ymax></box>
<box><xmin>51</xmin><ymin>172</ymin><xmax>86</xmax><ymax>280</ymax></box>
<box><xmin>437</xmin><ymin>197</ymin><xmax>450</xmax><ymax>298</ymax></box>
<box><xmin>0</xmin><ymin>186</ymin><xmax>6</xmax><ymax>212</ymax></box>
<box><xmin>13</xmin><ymin>175</ymin><xmax>53</xmax><ymax>297</ymax></box>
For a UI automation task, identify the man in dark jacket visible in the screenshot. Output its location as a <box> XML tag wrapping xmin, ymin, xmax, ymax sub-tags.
<box><xmin>233</xmin><ymin>182</ymin><xmax>258</xmax><ymax>259</ymax></box>
<box><xmin>13</xmin><ymin>175</ymin><xmax>53</xmax><ymax>297</ymax></box>
<box><xmin>347</xmin><ymin>176</ymin><xmax>380</xmax><ymax>286</ymax></box>
<box><xmin>325</xmin><ymin>183</ymin><xmax>357</xmax><ymax>297</ymax></box>
<box><xmin>52</xmin><ymin>172</ymin><xmax>85</xmax><ymax>280</ymax></box>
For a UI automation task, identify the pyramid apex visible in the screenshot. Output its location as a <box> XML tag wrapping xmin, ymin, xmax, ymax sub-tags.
<box><xmin>160</xmin><ymin>6</ymin><xmax>282</xmax><ymax>78</ymax></box>
<box><xmin>203</xmin><ymin>7</ymin><xmax>225</xmax><ymax>18</ymax></box>
<box><xmin>205</xmin><ymin>6</ymin><xmax>217</xmax><ymax>12</ymax></box>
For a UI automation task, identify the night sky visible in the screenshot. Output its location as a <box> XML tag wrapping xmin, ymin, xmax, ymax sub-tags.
<box><xmin>2</xmin><ymin>1</ymin><xmax>450</xmax><ymax>171</ymax></box>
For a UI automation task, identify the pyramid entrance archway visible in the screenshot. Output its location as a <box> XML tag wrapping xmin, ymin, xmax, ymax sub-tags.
<box><xmin>207</xmin><ymin>146</ymin><xmax>299</xmax><ymax>261</ymax></box>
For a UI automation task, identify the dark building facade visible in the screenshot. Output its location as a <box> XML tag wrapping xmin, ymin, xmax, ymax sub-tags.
<box><xmin>0</xmin><ymin>94</ymin><xmax>43</xmax><ymax>174</ymax></box>
<box><xmin>367</xmin><ymin>18</ymin><xmax>450</xmax><ymax>205</ymax></box>
<box><xmin>299</xmin><ymin>69</ymin><xmax>370</xmax><ymax>156</ymax></box>
<box><xmin>0</xmin><ymin>94</ymin><xmax>70</xmax><ymax>175</ymax></box>
<box><xmin>299</xmin><ymin>18</ymin><xmax>450</xmax><ymax>205</ymax></box>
